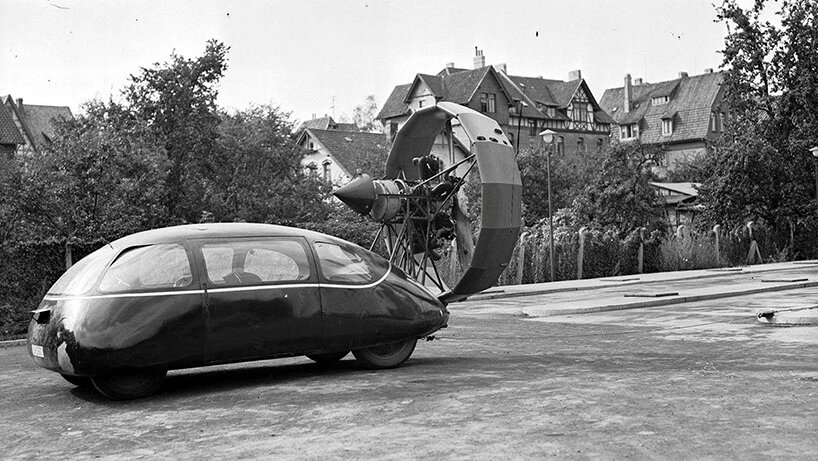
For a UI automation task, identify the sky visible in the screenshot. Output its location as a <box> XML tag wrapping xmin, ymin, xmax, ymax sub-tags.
<box><xmin>1</xmin><ymin>0</ymin><xmax>730</xmax><ymax>125</ymax></box>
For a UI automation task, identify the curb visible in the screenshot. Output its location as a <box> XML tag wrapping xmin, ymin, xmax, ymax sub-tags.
<box><xmin>0</xmin><ymin>339</ymin><xmax>26</xmax><ymax>349</ymax></box>
<box><xmin>469</xmin><ymin>264</ymin><xmax>818</xmax><ymax>303</ymax></box>
<box><xmin>529</xmin><ymin>280</ymin><xmax>818</xmax><ymax>317</ymax></box>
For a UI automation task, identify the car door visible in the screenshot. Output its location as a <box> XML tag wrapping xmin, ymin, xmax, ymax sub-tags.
<box><xmin>313</xmin><ymin>240</ymin><xmax>385</xmax><ymax>352</ymax></box>
<box><xmin>193</xmin><ymin>236</ymin><xmax>322</xmax><ymax>363</ymax></box>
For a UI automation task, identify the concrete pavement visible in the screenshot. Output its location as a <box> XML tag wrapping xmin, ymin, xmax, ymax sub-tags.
<box><xmin>463</xmin><ymin>260</ymin><xmax>818</xmax><ymax>318</ymax></box>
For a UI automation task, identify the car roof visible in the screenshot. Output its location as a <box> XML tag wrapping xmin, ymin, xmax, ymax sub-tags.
<box><xmin>110</xmin><ymin>223</ymin><xmax>347</xmax><ymax>249</ymax></box>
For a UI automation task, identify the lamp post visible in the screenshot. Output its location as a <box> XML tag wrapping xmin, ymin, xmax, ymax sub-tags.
<box><xmin>539</xmin><ymin>129</ymin><xmax>557</xmax><ymax>281</ymax></box>
<box><xmin>811</xmin><ymin>146</ymin><xmax>818</xmax><ymax>212</ymax></box>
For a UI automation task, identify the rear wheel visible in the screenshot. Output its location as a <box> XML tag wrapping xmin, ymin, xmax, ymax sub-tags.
<box><xmin>61</xmin><ymin>373</ymin><xmax>92</xmax><ymax>388</ymax></box>
<box><xmin>306</xmin><ymin>351</ymin><xmax>349</xmax><ymax>364</ymax></box>
<box><xmin>353</xmin><ymin>338</ymin><xmax>417</xmax><ymax>369</ymax></box>
<box><xmin>91</xmin><ymin>370</ymin><xmax>167</xmax><ymax>400</ymax></box>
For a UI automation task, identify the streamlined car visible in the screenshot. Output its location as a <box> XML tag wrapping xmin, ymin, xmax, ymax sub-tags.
<box><xmin>27</xmin><ymin>223</ymin><xmax>449</xmax><ymax>399</ymax></box>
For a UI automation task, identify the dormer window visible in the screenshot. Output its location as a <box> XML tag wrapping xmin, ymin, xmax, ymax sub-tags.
<box><xmin>652</xmin><ymin>96</ymin><xmax>669</xmax><ymax>105</ymax></box>
<box><xmin>620</xmin><ymin>123</ymin><xmax>639</xmax><ymax>140</ymax></box>
<box><xmin>662</xmin><ymin>118</ymin><xmax>673</xmax><ymax>136</ymax></box>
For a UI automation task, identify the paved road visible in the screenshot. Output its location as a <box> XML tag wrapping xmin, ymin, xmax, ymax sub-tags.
<box><xmin>2</xmin><ymin>270</ymin><xmax>817</xmax><ymax>459</ymax></box>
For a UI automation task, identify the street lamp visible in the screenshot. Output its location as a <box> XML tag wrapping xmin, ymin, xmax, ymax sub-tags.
<box><xmin>539</xmin><ymin>129</ymin><xmax>557</xmax><ymax>282</ymax></box>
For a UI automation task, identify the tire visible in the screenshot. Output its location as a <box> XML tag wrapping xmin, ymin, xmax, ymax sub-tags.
<box><xmin>306</xmin><ymin>351</ymin><xmax>349</xmax><ymax>364</ymax></box>
<box><xmin>353</xmin><ymin>338</ymin><xmax>417</xmax><ymax>369</ymax></box>
<box><xmin>91</xmin><ymin>370</ymin><xmax>167</xmax><ymax>400</ymax></box>
<box><xmin>61</xmin><ymin>373</ymin><xmax>92</xmax><ymax>388</ymax></box>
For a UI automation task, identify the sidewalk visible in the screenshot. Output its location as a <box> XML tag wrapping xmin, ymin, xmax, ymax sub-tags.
<box><xmin>461</xmin><ymin>260</ymin><xmax>818</xmax><ymax>317</ymax></box>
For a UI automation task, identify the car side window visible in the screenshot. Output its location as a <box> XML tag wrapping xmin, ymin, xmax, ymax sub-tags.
<box><xmin>98</xmin><ymin>244</ymin><xmax>192</xmax><ymax>292</ymax></box>
<box><xmin>201</xmin><ymin>239</ymin><xmax>310</xmax><ymax>287</ymax></box>
<box><xmin>314</xmin><ymin>242</ymin><xmax>374</xmax><ymax>284</ymax></box>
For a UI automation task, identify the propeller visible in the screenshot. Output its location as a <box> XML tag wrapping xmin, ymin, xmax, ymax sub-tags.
<box><xmin>334</xmin><ymin>102</ymin><xmax>522</xmax><ymax>304</ymax></box>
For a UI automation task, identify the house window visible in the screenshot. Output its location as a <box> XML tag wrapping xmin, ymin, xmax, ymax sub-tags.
<box><xmin>480</xmin><ymin>93</ymin><xmax>496</xmax><ymax>113</ymax></box>
<box><xmin>662</xmin><ymin>118</ymin><xmax>673</xmax><ymax>136</ymax></box>
<box><xmin>418</xmin><ymin>100</ymin><xmax>424</xmax><ymax>108</ymax></box>
<box><xmin>528</xmin><ymin>119</ymin><xmax>537</xmax><ymax>136</ymax></box>
<box><xmin>596</xmin><ymin>138</ymin><xmax>604</xmax><ymax>150</ymax></box>
<box><xmin>621</xmin><ymin>124</ymin><xmax>639</xmax><ymax>139</ymax></box>
<box><xmin>557</xmin><ymin>136</ymin><xmax>564</xmax><ymax>156</ymax></box>
<box><xmin>322</xmin><ymin>160</ymin><xmax>331</xmax><ymax>181</ymax></box>
<box><xmin>390</xmin><ymin>122</ymin><xmax>399</xmax><ymax>142</ymax></box>
<box><xmin>577</xmin><ymin>137</ymin><xmax>585</xmax><ymax>153</ymax></box>
<box><xmin>652</xmin><ymin>96</ymin><xmax>669</xmax><ymax>105</ymax></box>
<box><xmin>573</xmin><ymin>102</ymin><xmax>588</xmax><ymax>123</ymax></box>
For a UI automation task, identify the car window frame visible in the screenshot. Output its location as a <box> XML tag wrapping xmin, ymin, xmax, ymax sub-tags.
<box><xmin>189</xmin><ymin>236</ymin><xmax>318</xmax><ymax>288</ymax></box>
<box><xmin>311</xmin><ymin>239</ymin><xmax>386</xmax><ymax>286</ymax></box>
<box><xmin>96</xmin><ymin>242</ymin><xmax>199</xmax><ymax>294</ymax></box>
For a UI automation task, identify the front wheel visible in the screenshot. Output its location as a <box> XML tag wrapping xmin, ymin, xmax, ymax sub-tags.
<box><xmin>353</xmin><ymin>338</ymin><xmax>417</xmax><ymax>369</ymax></box>
<box><xmin>91</xmin><ymin>370</ymin><xmax>167</xmax><ymax>400</ymax></box>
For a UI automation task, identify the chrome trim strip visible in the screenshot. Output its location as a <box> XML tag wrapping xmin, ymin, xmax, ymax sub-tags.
<box><xmin>43</xmin><ymin>290</ymin><xmax>203</xmax><ymax>301</ymax></box>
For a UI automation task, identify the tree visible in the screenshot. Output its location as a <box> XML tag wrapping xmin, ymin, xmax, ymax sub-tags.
<box><xmin>518</xmin><ymin>145</ymin><xmax>604</xmax><ymax>224</ymax></box>
<box><xmin>352</xmin><ymin>95</ymin><xmax>382</xmax><ymax>133</ymax></box>
<box><xmin>214</xmin><ymin>104</ymin><xmax>334</xmax><ymax>224</ymax></box>
<box><xmin>16</xmin><ymin>99</ymin><xmax>168</xmax><ymax>267</ymax></box>
<box><xmin>123</xmin><ymin>40</ymin><xmax>229</xmax><ymax>223</ymax></box>
<box><xmin>697</xmin><ymin>0</ymin><xmax>818</xmax><ymax>255</ymax></box>
<box><xmin>568</xmin><ymin>141</ymin><xmax>666</xmax><ymax>234</ymax></box>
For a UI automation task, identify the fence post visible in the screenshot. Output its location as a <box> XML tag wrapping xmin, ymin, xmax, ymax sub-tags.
<box><xmin>746</xmin><ymin>221</ymin><xmax>761</xmax><ymax>264</ymax></box>
<box><xmin>577</xmin><ymin>227</ymin><xmax>587</xmax><ymax>280</ymax></box>
<box><xmin>516</xmin><ymin>232</ymin><xmax>528</xmax><ymax>285</ymax></box>
<box><xmin>712</xmin><ymin>224</ymin><xmax>721</xmax><ymax>266</ymax></box>
<box><xmin>637</xmin><ymin>227</ymin><xmax>645</xmax><ymax>274</ymax></box>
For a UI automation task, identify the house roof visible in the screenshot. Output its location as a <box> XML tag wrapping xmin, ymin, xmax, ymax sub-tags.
<box><xmin>19</xmin><ymin>104</ymin><xmax>73</xmax><ymax>147</ymax></box>
<box><xmin>304</xmin><ymin>129</ymin><xmax>389</xmax><ymax>176</ymax></box>
<box><xmin>299</xmin><ymin>116</ymin><xmax>357</xmax><ymax>132</ymax></box>
<box><xmin>1</xmin><ymin>96</ymin><xmax>73</xmax><ymax>150</ymax></box>
<box><xmin>649</xmin><ymin>182</ymin><xmax>700</xmax><ymax>196</ymax></box>
<box><xmin>378</xmin><ymin>66</ymin><xmax>612</xmax><ymax>126</ymax></box>
<box><xmin>377</xmin><ymin>83</ymin><xmax>413</xmax><ymax>120</ymax></box>
<box><xmin>437</xmin><ymin>66</ymin><xmax>470</xmax><ymax>76</ymax></box>
<box><xmin>600</xmin><ymin>72</ymin><xmax>724</xmax><ymax>143</ymax></box>
<box><xmin>0</xmin><ymin>105</ymin><xmax>24</xmax><ymax>145</ymax></box>
<box><xmin>416</xmin><ymin>74</ymin><xmax>445</xmax><ymax>98</ymax></box>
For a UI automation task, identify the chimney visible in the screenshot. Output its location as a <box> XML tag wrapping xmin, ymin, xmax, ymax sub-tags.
<box><xmin>624</xmin><ymin>74</ymin><xmax>632</xmax><ymax>113</ymax></box>
<box><xmin>495</xmin><ymin>63</ymin><xmax>507</xmax><ymax>74</ymax></box>
<box><xmin>473</xmin><ymin>47</ymin><xmax>485</xmax><ymax>69</ymax></box>
<box><xmin>445</xmin><ymin>62</ymin><xmax>455</xmax><ymax>69</ymax></box>
<box><xmin>568</xmin><ymin>70</ymin><xmax>582</xmax><ymax>81</ymax></box>
<box><xmin>634</xmin><ymin>78</ymin><xmax>643</xmax><ymax>86</ymax></box>
<box><xmin>678</xmin><ymin>71</ymin><xmax>689</xmax><ymax>79</ymax></box>
<box><xmin>704</xmin><ymin>68</ymin><xmax>713</xmax><ymax>74</ymax></box>
<box><xmin>16</xmin><ymin>98</ymin><xmax>23</xmax><ymax>108</ymax></box>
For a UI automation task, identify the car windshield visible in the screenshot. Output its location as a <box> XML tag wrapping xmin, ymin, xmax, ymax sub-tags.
<box><xmin>48</xmin><ymin>245</ymin><xmax>117</xmax><ymax>296</ymax></box>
